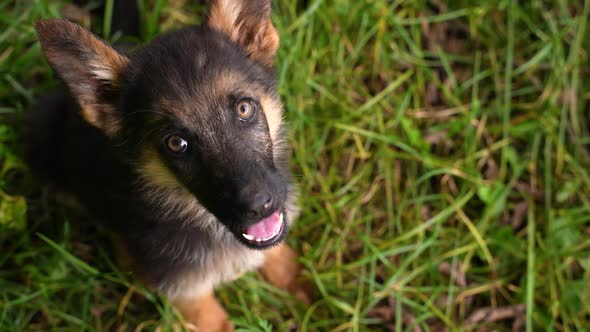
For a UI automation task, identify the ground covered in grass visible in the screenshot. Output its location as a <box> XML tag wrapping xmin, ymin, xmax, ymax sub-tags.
<box><xmin>1</xmin><ymin>0</ymin><xmax>590</xmax><ymax>331</ymax></box>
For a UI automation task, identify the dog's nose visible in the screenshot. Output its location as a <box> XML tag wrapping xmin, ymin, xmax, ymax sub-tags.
<box><xmin>240</xmin><ymin>189</ymin><xmax>274</xmax><ymax>219</ymax></box>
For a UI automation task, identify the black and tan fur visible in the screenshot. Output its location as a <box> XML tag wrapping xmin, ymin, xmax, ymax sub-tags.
<box><xmin>28</xmin><ymin>1</ymin><xmax>307</xmax><ymax>330</ymax></box>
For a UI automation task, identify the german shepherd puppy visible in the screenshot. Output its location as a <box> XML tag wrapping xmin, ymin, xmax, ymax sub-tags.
<box><xmin>28</xmin><ymin>0</ymin><xmax>307</xmax><ymax>330</ymax></box>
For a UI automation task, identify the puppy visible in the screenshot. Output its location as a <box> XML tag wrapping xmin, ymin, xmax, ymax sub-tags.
<box><xmin>28</xmin><ymin>1</ymin><xmax>306</xmax><ymax>330</ymax></box>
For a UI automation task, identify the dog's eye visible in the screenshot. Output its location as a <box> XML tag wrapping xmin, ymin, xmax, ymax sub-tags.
<box><xmin>165</xmin><ymin>135</ymin><xmax>188</xmax><ymax>154</ymax></box>
<box><xmin>236</xmin><ymin>98</ymin><xmax>257</xmax><ymax>122</ymax></box>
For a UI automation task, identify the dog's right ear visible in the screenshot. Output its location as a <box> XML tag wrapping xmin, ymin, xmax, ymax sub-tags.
<box><xmin>35</xmin><ymin>19</ymin><xmax>128</xmax><ymax>136</ymax></box>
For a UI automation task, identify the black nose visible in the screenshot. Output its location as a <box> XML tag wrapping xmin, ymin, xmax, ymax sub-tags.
<box><xmin>239</xmin><ymin>188</ymin><xmax>274</xmax><ymax>219</ymax></box>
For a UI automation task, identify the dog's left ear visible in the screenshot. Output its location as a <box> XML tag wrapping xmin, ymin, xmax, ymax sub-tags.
<box><xmin>208</xmin><ymin>0</ymin><xmax>279</xmax><ymax>67</ymax></box>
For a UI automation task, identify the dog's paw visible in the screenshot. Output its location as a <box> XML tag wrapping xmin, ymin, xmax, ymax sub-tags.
<box><xmin>288</xmin><ymin>281</ymin><xmax>313</xmax><ymax>305</ymax></box>
<box><xmin>260</xmin><ymin>243</ymin><xmax>314</xmax><ymax>304</ymax></box>
<box><xmin>174</xmin><ymin>293</ymin><xmax>234</xmax><ymax>332</ymax></box>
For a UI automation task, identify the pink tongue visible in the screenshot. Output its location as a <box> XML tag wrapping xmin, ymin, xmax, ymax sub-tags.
<box><xmin>246</xmin><ymin>211</ymin><xmax>281</xmax><ymax>239</ymax></box>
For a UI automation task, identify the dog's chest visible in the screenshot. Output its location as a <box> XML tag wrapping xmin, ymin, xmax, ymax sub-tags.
<box><xmin>157</xmin><ymin>236</ymin><xmax>266</xmax><ymax>300</ymax></box>
<box><xmin>135</xmin><ymin>188</ymin><xmax>265</xmax><ymax>299</ymax></box>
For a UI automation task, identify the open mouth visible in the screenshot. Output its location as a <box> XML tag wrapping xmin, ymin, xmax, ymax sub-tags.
<box><xmin>241</xmin><ymin>210</ymin><xmax>285</xmax><ymax>247</ymax></box>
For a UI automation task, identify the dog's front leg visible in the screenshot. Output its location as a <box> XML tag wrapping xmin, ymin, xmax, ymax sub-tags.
<box><xmin>173</xmin><ymin>292</ymin><xmax>234</xmax><ymax>332</ymax></box>
<box><xmin>110</xmin><ymin>235</ymin><xmax>234</xmax><ymax>331</ymax></box>
<box><xmin>259</xmin><ymin>243</ymin><xmax>310</xmax><ymax>304</ymax></box>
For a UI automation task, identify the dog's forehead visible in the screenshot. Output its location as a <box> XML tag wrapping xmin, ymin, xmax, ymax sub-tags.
<box><xmin>127</xmin><ymin>27</ymin><xmax>280</xmax><ymax>129</ymax></box>
<box><xmin>130</xmin><ymin>27</ymin><xmax>255</xmax><ymax>92</ymax></box>
<box><xmin>153</xmin><ymin>69</ymin><xmax>269</xmax><ymax>122</ymax></box>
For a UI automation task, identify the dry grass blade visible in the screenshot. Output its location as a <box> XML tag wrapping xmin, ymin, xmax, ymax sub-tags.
<box><xmin>465</xmin><ymin>304</ymin><xmax>526</xmax><ymax>327</ymax></box>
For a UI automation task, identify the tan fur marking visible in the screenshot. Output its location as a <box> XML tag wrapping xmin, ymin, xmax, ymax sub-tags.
<box><xmin>213</xmin><ymin>70</ymin><xmax>243</xmax><ymax>94</ymax></box>
<box><xmin>137</xmin><ymin>148</ymin><xmax>216</xmax><ymax>225</ymax></box>
<box><xmin>208</xmin><ymin>0</ymin><xmax>279</xmax><ymax>67</ymax></box>
<box><xmin>173</xmin><ymin>292</ymin><xmax>234</xmax><ymax>332</ymax></box>
<box><xmin>260</xmin><ymin>243</ymin><xmax>311</xmax><ymax>304</ymax></box>
<box><xmin>209</xmin><ymin>0</ymin><xmax>242</xmax><ymax>38</ymax></box>
<box><xmin>80</xmin><ymin>104</ymin><xmax>122</xmax><ymax>136</ymax></box>
<box><xmin>139</xmin><ymin>148</ymin><xmax>183</xmax><ymax>190</ymax></box>
<box><xmin>80</xmin><ymin>106</ymin><xmax>100</xmax><ymax>127</ymax></box>
<box><xmin>241</xmin><ymin>22</ymin><xmax>279</xmax><ymax>67</ymax></box>
<box><xmin>260</xmin><ymin>95</ymin><xmax>283</xmax><ymax>142</ymax></box>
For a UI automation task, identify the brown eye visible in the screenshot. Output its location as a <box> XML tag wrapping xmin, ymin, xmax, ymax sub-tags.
<box><xmin>236</xmin><ymin>98</ymin><xmax>257</xmax><ymax>121</ymax></box>
<box><xmin>165</xmin><ymin>135</ymin><xmax>188</xmax><ymax>154</ymax></box>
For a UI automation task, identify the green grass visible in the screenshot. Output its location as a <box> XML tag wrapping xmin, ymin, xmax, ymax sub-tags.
<box><xmin>1</xmin><ymin>0</ymin><xmax>590</xmax><ymax>331</ymax></box>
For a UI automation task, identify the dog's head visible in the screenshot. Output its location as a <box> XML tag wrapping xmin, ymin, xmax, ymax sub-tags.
<box><xmin>35</xmin><ymin>0</ymin><xmax>291</xmax><ymax>249</ymax></box>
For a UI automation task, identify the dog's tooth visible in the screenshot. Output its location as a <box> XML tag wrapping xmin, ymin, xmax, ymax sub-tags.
<box><xmin>242</xmin><ymin>233</ymin><xmax>255</xmax><ymax>241</ymax></box>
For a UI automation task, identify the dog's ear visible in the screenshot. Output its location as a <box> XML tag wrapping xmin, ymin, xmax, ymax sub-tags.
<box><xmin>208</xmin><ymin>0</ymin><xmax>279</xmax><ymax>67</ymax></box>
<box><xmin>35</xmin><ymin>19</ymin><xmax>128</xmax><ymax>136</ymax></box>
